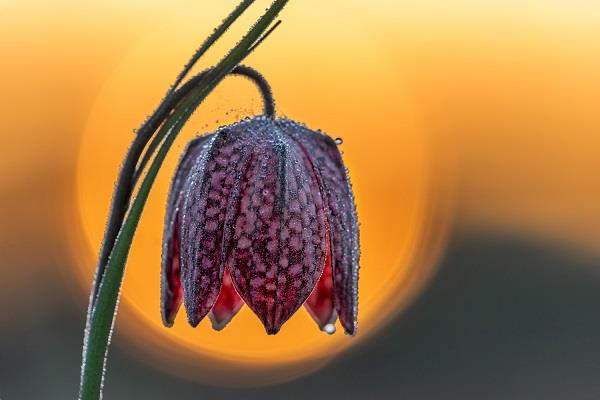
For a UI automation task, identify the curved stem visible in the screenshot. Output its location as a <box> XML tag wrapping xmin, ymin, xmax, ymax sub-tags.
<box><xmin>131</xmin><ymin>65</ymin><xmax>275</xmax><ymax>186</ymax></box>
<box><xmin>169</xmin><ymin>64</ymin><xmax>275</xmax><ymax>119</ymax></box>
<box><xmin>232</xmin><ymin>64</ymin><xmax>275</xmax><ymax>118</ymax></box>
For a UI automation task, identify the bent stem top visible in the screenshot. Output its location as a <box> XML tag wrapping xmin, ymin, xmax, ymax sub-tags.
<box><xmin>132</xmin><ymin>64</ymin><xmax>276</xmax><ymax>186</ymax></box>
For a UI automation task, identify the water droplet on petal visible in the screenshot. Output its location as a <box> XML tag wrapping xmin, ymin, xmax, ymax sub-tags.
<box><xmin>334</xmin><ymin>137</ymin><xmax>343</xmax><ymax>145</ymax></box>
<box><xmin>323</xmin><ymin>323</ymin><xmax>336</xmax><ymax>335</ymax></box>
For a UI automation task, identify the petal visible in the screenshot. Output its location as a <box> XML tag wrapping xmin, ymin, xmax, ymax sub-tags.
<box><xmin>208</xmin><ymin>267</ymin><xmax>244</xmax><ymax>330</ymax></box>
<box><xmin>161</xmin><ymin>135</ymin><xmax>213</xmax><ymax>327</ymax></box>
<box><xmin>228</xmin><ymin>123</ymin><xmax>328</xmax><ymax>334</ymax></box>
<box><xmin>278</xmin><ymin>119</ymin><xmax>360</xmax><ymax>335</ymax></box>
<box><xmin>165</xmin><ymin>135</ymin><xmax>214</xmax><ymax>231</ymax></box>
<box><xmin>161</xmin><ymin>213</ymin><xmax>183</xmax><ymax>326</ymax></box>
<box><xmin>304</xmin><ymin>230</ymin><xmax>336</xmax><ymax>334</ymax></box>
<box><xmin>180</xmin><ymin>118</ymin><xmax>271</xmax><ymax>326</ymax></box>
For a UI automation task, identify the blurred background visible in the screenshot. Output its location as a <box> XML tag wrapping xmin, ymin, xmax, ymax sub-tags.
<box><xmin>1</xmin><ymin>0</ymin><xmax>600</xmax><ymax>398</ymax></box>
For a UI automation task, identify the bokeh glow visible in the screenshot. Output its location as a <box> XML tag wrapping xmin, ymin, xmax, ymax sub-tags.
<box><xmin>5</xmin><ymin>0</ymin><xmax>599</xmax><ymax>389</ymax></box>
<box><xmin>75</xmin><ymin>1</ymin><xmax>451</xmax><ymax>386</ymax></box>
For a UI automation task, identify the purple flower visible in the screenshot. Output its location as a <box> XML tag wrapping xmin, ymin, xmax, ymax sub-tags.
<box><xmin>161</xmin><ymin>116</ymin><xmax>359</xmax><ymax>335</ymax></box>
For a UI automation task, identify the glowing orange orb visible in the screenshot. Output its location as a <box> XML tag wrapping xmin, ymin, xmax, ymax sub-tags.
<box><xmin>74</xmin><ymin>2</ymin><xmax>451</xmax><ymax>386</ymax></box>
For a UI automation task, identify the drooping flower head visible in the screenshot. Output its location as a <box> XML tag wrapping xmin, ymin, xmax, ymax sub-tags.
<box><xmin>161</xmin><ymin>116</ymin><xmax>359</xmax><ymax>335</ymax></box>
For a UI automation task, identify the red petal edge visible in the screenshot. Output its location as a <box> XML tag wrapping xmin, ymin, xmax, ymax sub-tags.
<box><xmin>209</xmin><ymin>267</ymin><xmax>244</xmax><ymax>330</ymax></box>
<box><xmin>163</xmin><ymin>214</ymin><xmax>183</xmax><ymax>326</ymax></box>
<box><xmin>305</xmin><ymin>229</ymin><xmax>336</xmax><ymax>334</ymax></box>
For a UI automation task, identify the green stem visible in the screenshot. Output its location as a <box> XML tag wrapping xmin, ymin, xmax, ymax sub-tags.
<box><xmin>169</xmin><ymin>0</ymin><xmax>256</xmax><ymax>94</ymax></box>
<box><xmin>79</xmin><ymin>1</ymin><xmax>288</xmax><ymax>399</ymax></box>
<box><xmin>80</xmin><ymin>107</ymin><xmax>191</xmax><ymax>400</ymax></box>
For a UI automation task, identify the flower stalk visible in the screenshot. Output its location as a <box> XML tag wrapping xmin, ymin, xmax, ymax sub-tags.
<box><xmin>79</xmin><ymin>1</ymin><xmax>289</xmax><ymax>399</ymax></box>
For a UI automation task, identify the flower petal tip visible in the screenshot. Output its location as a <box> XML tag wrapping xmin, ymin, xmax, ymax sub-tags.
<box><xmin>208</xmin><ymin>313</ymin><xmax>230</xmax><ymax>331</ymax></box>
<box><xmin>161</xmin><ymin>315</ymin><xmax>175</xmax><ymax>328</ymax></box>
<box><xmin>186</xmin><ymin>311</ymin><xmax>204</xmax><ymax>328</ymax></box>
<box><xmin>160</xmin><ymin>287</ymin><xmax>182</xmax><ymax>328</ymax></box>
<box><xmin>343</xmin><ymin>325</ymin><xmax>357</xmax><ymax>336</ymax></box>
<box><xmin>265</xmin><ymin>325</ymin><xmax>281</xmax><ymax>335</ymax></box>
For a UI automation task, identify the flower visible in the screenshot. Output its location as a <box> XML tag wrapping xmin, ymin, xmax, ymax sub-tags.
<box><xmin>161</xmin><ymin>116</ymin><xmax>359</xmax><ymax>335</ymax></box>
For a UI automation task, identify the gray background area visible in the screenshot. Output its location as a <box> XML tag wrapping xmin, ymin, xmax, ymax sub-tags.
<box><xmin>3</xmin><ymin>234</ymin><xmax>600</xmax><ymax>399</ymax></box>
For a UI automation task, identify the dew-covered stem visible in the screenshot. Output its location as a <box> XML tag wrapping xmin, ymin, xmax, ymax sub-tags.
<box><xmin>169</xmin><ymin>0</ymin><xmax>256</xmax><ymax>95</ymax></box>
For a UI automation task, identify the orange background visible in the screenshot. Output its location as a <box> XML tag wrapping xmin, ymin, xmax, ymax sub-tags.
<box><xmin>1</xmin><ymin>0</ymin><xmax>600</xmax><ymax>390</ymax></box>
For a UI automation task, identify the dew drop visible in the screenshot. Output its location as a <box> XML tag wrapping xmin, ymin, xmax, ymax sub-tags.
<box><xmin>334</xmin><ymin>137</ymin><xmax>343</xmax><ymax>145</ymax></box>
<box><xmin>323</xmin><ymin>323</ymin><xmax>336</xmax><ymax>335</ymax></box>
